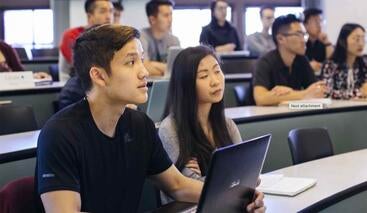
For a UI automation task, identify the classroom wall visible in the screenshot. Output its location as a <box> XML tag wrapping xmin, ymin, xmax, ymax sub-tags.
<box><xmin>62</xmin><ymin>0</ymin><xmax>367</xmax><ymax>53</ymax></box>
<box><xmin>323</xmin><ymin>0</ymin><xmax>367</xmax><ymax>52</ymax></box>
<box><xmin>69</xmin><ymin>0</ymin><xmax>149</xmax><ymax>30</ymax></box>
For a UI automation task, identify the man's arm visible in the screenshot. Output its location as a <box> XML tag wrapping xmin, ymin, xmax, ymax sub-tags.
<box><xmin>215</xmin><ymin>43</ymin><xmax>236</xmax><ymax>53</ymax></box>
<box><xmin>254</xmin><ymin>81</ymin><xmax>326</xmax><ymax>106</ymax></box>
<box><xmin>150</xmin><ymin>165</ymin><xmax>202</xmax><ymax>203</ymax></box>
<box><xmin>319</xmin><ymin>32</ymin><xmax>334</xmax><ymax>59</ymax></box>
<box><xmin>143</xmin><ymin>60</ymin><xmax>166</xmax><ymax>76</ymax></box>
<box><xmin>41</xmin><ymin>190</ymin><xmax>82</xmax><ymax>213</ymax></box>
<box><xmin>325</xmin><ymin>44</ymin><xmax>334</xmax><ymax>59</ymax></box>
<box><xmin>254</xmin><ymin>85</ymin><xmax>305</xmax><ymax>106</ymax></box>
<box><xmin>361</xmin><ymin>82</ymin><xmax>367</xmax><ymax>97</ymax></box>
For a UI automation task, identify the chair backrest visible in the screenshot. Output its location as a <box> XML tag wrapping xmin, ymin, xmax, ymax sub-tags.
<box><xmin>137</xmin><ymin>180</ymin><xmax>161</xmax><ymax>212</ymax></box>
<box><xmin>0</xmin><ymin>176</ymin><xmax>37</xmax><ymax>213</ymax></box>
<box><xmin>288</xmin><ymin>128</ymin><xmax>334</xmax><ymax>165</ymax></box>
<box><xmin>233</xmin><ymin>82</ymin><xmax>255</xmax><ymax>106</ymax></box>
<box><xmin>0</xmin><ymin>105</ymin><xmax>37</xmax><ymax>135</ymax></box>
<box><xmin>146</xmin><ymin>80</ymin><xmax>169</xmax><ymax>123</ymax></box>
<box><xmin>219</xmin><ymin>54</ymin><xmax>257</xmax><ymax>74</ymax></box>
<box><xmin>48</xmin><ymin>64</ymin><xmax>59</xmax><ymax>81</ymax></box>
<box><xmin>14</xmin><ymin>47</ymin><xmax>29</xmax><ymax>61</ymax></box>
<box><xmin>31</xmin><ymin>48</ymin><xmax>59</xmax><ymax>59</ymax></box>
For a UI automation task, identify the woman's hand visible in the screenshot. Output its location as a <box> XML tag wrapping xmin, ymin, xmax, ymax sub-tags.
<box><xmin>185</xmin><ymin>158</ymin><xmax>201</xmax><ymax>176</ymax></box>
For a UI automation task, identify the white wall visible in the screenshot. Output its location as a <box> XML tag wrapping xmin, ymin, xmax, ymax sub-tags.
<box><xmin>323</xmin><ymin>0</ymin><xmax>367</xmax><ymax>49</ymax></box>
<box><xmin>69</xmin><ymin>0</ymin><xmax>87</xmax><ymax>27</ymax></box>
<box><xmin>69</xmin><ymin>0</ymin><xmax>149</xmax><ymax>30</ymax></box>
<box><xmin>122</xmin><ymin>0</ymin><xmax>149</xmax><ymax>30</ymax></box>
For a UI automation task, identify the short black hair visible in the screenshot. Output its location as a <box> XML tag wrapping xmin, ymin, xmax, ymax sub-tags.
<box><xmin>272</xmin><ymin>14</ymin><xmax>301</xmax><ymax>46</ymax></box>
<box><xmin>259</xmin><ymin>5</ymin><xmax>275</xmax><ymax>18</ymax></box>
<box><xmin>145</xmin><ymin>0</ymin><xmax>174</xmax><ymax>17</ymax></box>
<box><xmin>303</xmin><ymin>8</ymin><xmax>322</xmax><ymax>24</ymax></box>
<box><xmin>73</xmin><ymin>24</ymin><xmax>140</xmax><ymax>91</ymax></box>
<box><xmin>113</xmin><ymin>2</ymin><xmax>124</xmax><ymax>11</ymax></box>
<box><xmin>84</xmin><ymin>0</ymin><xmax>109</xmax><ymax>13</ymax></box>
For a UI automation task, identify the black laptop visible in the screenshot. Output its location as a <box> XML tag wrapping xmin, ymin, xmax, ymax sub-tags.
<box><xmin>169</xmin><ymin>134</ymin><xmax>271</xmax><ymax>213</ymax></box>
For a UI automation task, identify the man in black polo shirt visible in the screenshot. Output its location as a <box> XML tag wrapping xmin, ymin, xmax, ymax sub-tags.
<box><xmin>36</xmin><ymin>25</ymin><xmax>265</xmax><ymax>212</ymax></box>
<box><xmin>303</xmin><ymin>8</ymin><xmax>334</xmax><ymax>72</ymax></box>
<box><xmin>199</xmin><ymin>0</ymin><xmax>242</xmax><ymax>52</ymax></box>
<box><xmin>253</xmin><ymin>14</ymin><xmax>326</xmax><ymax>106</ymax></box>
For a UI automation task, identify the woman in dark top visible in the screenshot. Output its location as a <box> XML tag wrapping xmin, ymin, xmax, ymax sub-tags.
<box><xmin>322</xmin><ymin>23</ymin><xmax>367</xmax><ymax>99</ymax></box>
<box><xmin>199</xmin><ymin>0</ymin><xmax>242</xmax><ymax>52</ymax></box>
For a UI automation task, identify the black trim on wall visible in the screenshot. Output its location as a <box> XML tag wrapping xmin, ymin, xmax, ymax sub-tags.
<box><xmin>0</xmin><ymin>10</ymin><xmax>4</xmax><ymax>40</ymax></box>
<box><xmin>0</xmin><ymin>0</ymin><xmax>49</xmax><ymax>9</ymax></box>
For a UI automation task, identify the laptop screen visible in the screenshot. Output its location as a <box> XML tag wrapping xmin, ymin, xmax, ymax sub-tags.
<box><xmin>196</xmin><ymin>134</ymin><xmax>271</xmax><ymax>213</ymax></box>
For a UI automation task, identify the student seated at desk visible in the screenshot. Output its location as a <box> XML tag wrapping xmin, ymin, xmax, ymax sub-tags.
<box><xmin>246</xmin><ymin>5</ymin><xmax>276</xmax><ymax>57</ymax></box>
<box><xmin>0</xmin><ymin>40</ymin><xmax>49</xmax><ymax>79</ymax></box>
<box><xmin>159</xmin><ymin>46</ymin><xmax>264</xmax><ymax>211</ymax></box>
<box><xmin>58</xmin><ymin>0</ymin><xmax>113</xmax><ymax>82</ymax></box>
<box><xmin>303</xmin><ymin>8</ymin><xmax>334</xmax><ymax>73</ymax></box>
<box><xmin>140</xmin><ymin>0</ymin><xmax>180</xmax><ymax>76</ymax></box>
<box><xmin>253</xmin><ymin>14</ymin><xmax>326</xmax><ymax>106</ymax></box>
<box><xmin>36</xmin><ymin>24</ymin><xmax>264</xmax><ymax>212</ymax></box>
<box><xmin>199</xmin><ymin>0</ymin><xmax>242</xmax><ymax>52</ymax></box>
<box><xmin>321</xmin><ymin>23</ymin><xmax>367</xmax><ymax>99</ymax></box>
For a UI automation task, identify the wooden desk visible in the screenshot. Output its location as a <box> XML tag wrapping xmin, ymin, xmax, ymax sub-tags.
<box><xmin>0</xmin><ymin>131</ymin><xmax>39</xmax><ymax>164</ymax></box>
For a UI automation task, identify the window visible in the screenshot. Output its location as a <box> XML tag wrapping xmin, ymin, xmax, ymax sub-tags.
<box><xmin>245</xmin><ymin>7</ymin><xmax>304</xmax><ymax>36</ymax></box>
<box><xmin>172</xmin><ymin>7</ymin><xmax>231</xmax><ymax>48</ymax></box>
<box><xmin>4</xmin><ymin>9</ymin><xmax>54</xmax><ymax>50</ymax></box>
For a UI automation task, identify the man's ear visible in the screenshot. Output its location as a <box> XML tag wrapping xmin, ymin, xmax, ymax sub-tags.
<box><xmin>86</xmin><ymin>12</ymin><xmax>93</xmax><ymax>21</ymax></box>
<box><xmin>148</xmin><ymin>15</ymin><xmax>156</xmax><ymax>25</ymax></box>
<box><xmin>90</xmin><ymin>66</ymin><xmax>108</xmax><ymax>87</ymax></box>
<box><xmin>276</xmin><ymin>34</ymin><xmax>285</xmax><ymax>45</ymax></box>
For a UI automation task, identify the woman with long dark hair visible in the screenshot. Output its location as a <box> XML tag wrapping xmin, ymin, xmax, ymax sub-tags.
<box><xmin>159</xmin><ymin>45</ymin><xmax>241</xmax><ymax>181</ymax></box>
<box><xmin>199</xmin><ymin>0</ymin><xmax>242</xmax><ymax>52</ymax></box>
<box><xmin>158</xmin><ymin>46</ymin><xmax>266</xmax><ymax>211</ymax></box>
<box><xmin>321</xmin><ymin>23</ymin><xmax>367</xmax><ymax>99</ymax></box>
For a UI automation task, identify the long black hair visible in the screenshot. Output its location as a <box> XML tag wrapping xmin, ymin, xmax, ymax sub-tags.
<box><xmin>162</xmin><ymin>46</ymin><xmax>233</xmax><ymax>175</ymax></box>
<box><xmin>331</xmin><ymin>23</ymin><xmax>366</xmax><ymax>69</ymax></box>
<box><xmin>210</xmin><ymin>0</ymin><xmax>227</xmax><ymax>25</ymax></box>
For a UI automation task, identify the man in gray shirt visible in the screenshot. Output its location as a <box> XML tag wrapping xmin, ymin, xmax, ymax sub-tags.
<box><xmin>246</xmin><ymin>6</ymin><xmax>276</xmax><ymax>57</ymax></box>
<box><xmin>140</xmin><ymin>0</ymin><xmax>180</xmax><ymax>76</ymax></box>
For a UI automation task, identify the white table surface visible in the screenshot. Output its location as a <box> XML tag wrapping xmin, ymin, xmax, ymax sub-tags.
<box><xmin>0</xmin><ymin>130</ymin><xmax>40</xmax><ymax>157</ymax></box>
<box><xmin>225</xmin><ymin>100</ymin><xmax>367</xmax><ymax>121</ymax></box>
<box><xmin>0</xmin><ymin>81</ymin><xmax>65</xmax><ymax>92</ymax></box>
<box><xmin>264</xmin><ymin>149</ymin><xmax>367</xmax><ymax>212</ymax></box>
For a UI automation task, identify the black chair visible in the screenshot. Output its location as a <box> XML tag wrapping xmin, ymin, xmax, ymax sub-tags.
<box><xmin>288</xmin><ymin>128</ymin><xmax>334</xmax><ymax>165</ymax></box>
<box><xmin>31</xmin><ymin>47</ymin><xmax>59</xmax><ymax>59</ymax></box>
<box><xmin>138</xmin><ymin>180</ymin><xmax>161</xmax><ymax>212</ymax></box>
<box><xmin>48</xmin><ymin>64</ymin><xmax>59</xmax><ymax>81</ymax></box>
<box><xmin>14</xmin><ymin>47</ymin><xmax>29</xmax><ymax>61</ymax></box>
<box><xmin>233</xmin><ymin>82</ymin><xmax>255</xmax><ymax>106</ymax></box>
<box><xmin>0</xmin><ymin>105</ymin><xmax>37</xmax><ymax>135</ymax></box>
